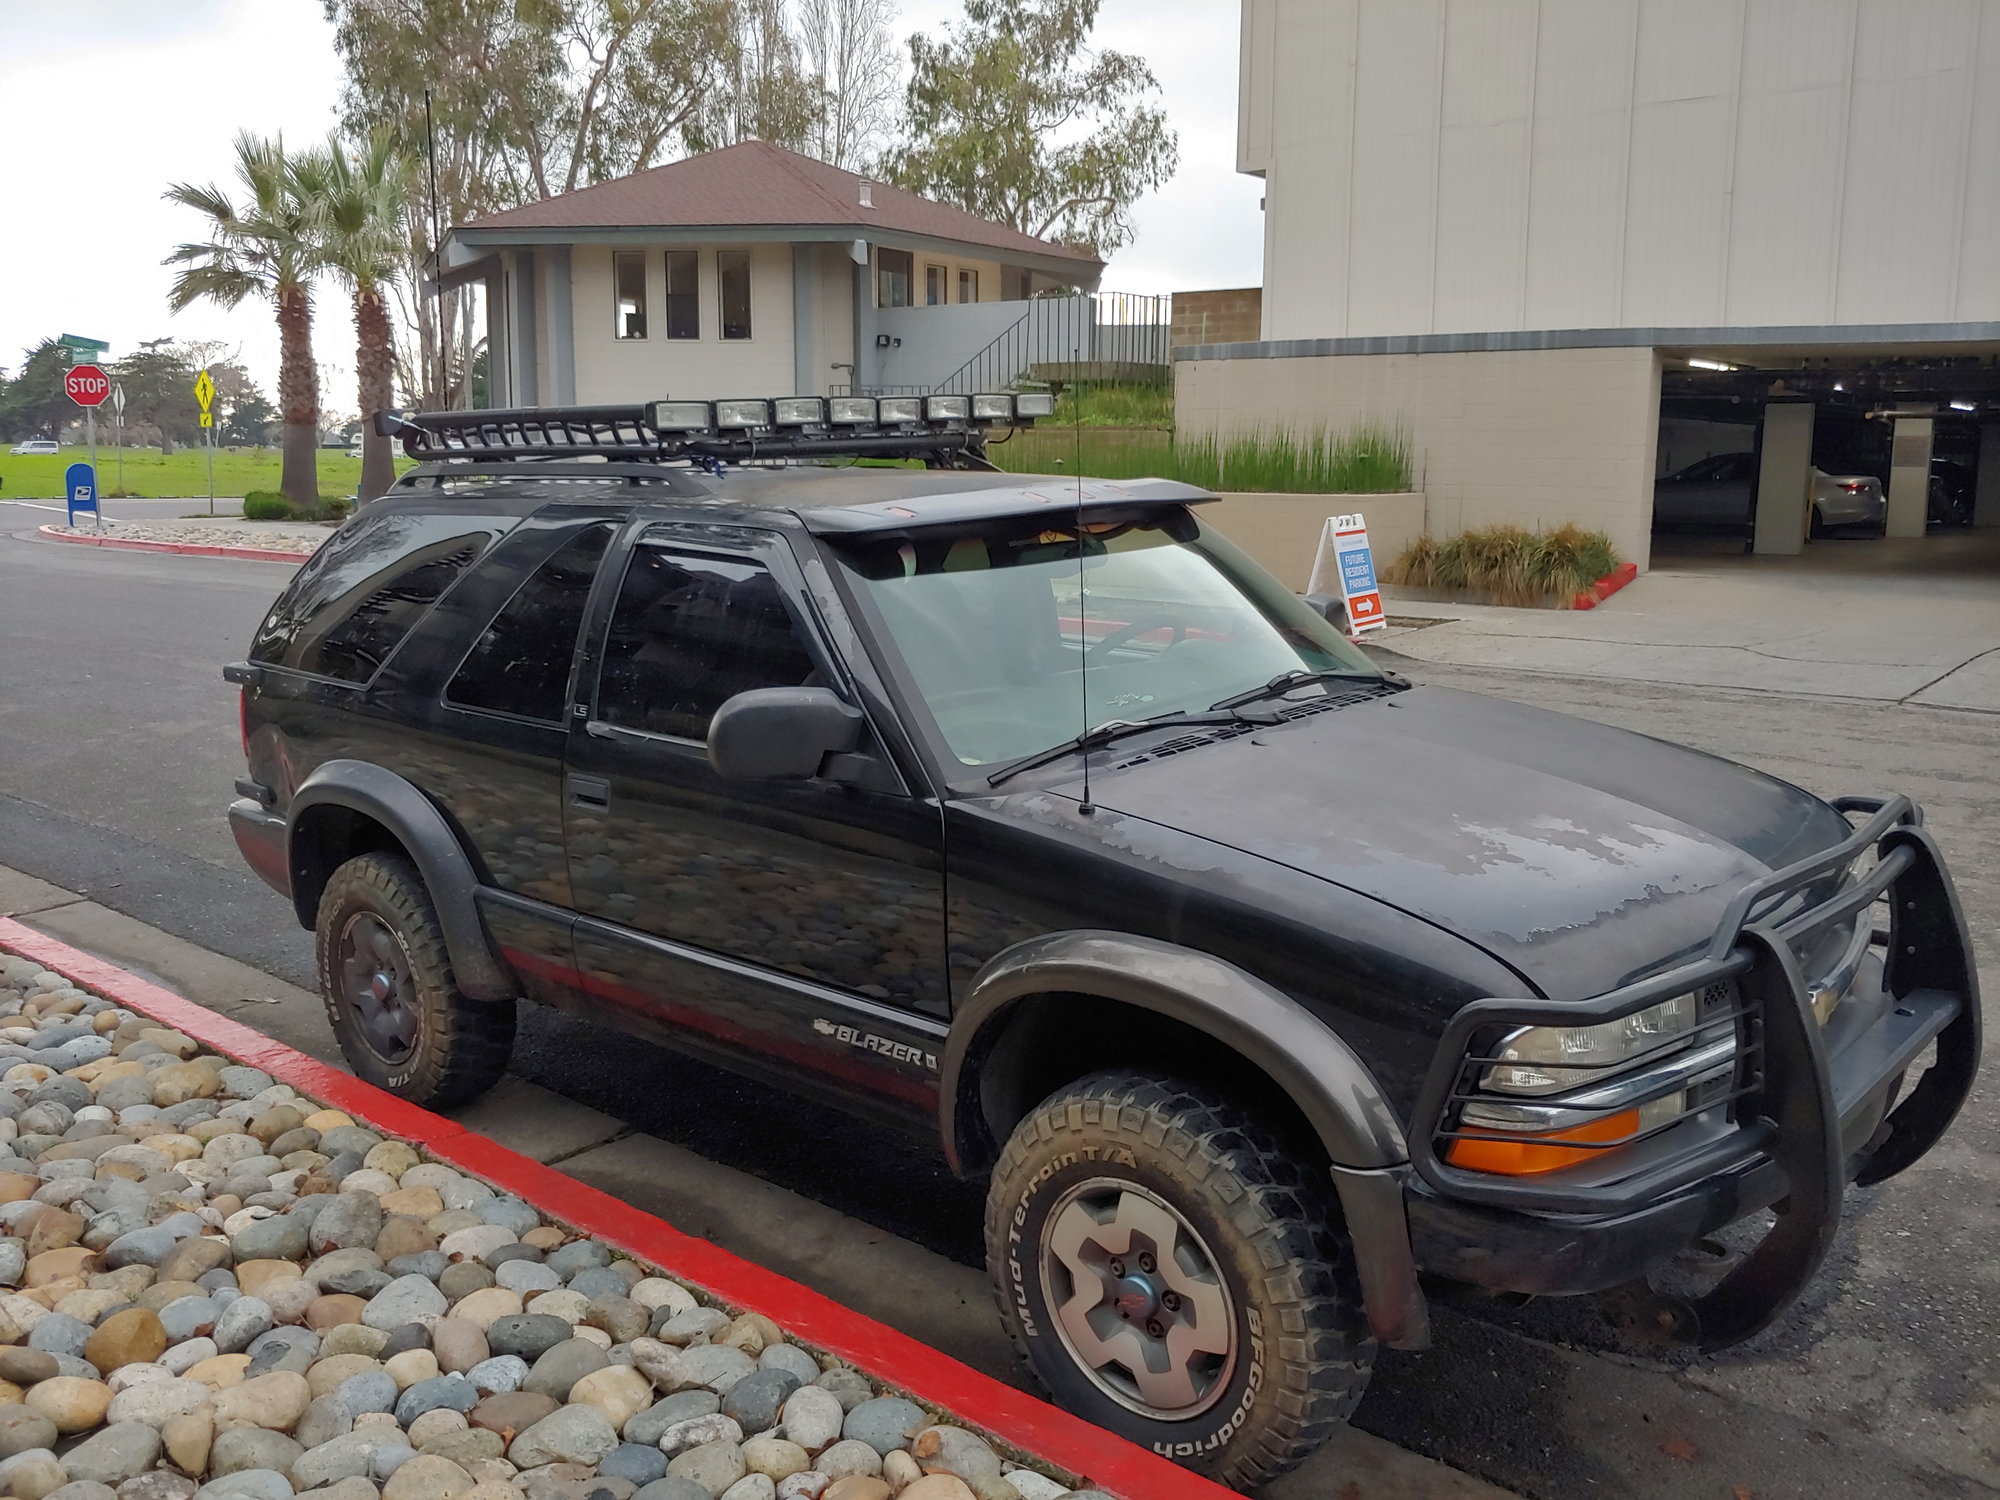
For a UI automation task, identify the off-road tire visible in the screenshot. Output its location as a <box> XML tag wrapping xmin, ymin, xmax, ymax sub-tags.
<box><xmin>314</xmin><ymin>852</ymin><xmax>514</xmax><ymax>1107</ymax></box>
<box><xmin>986</xmin><ymin>1071</ymin><xmax>1374</xmax><ymax>1489</ymax></box>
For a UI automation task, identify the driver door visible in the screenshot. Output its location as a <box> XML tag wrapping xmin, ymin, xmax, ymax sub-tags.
<box><xmin>560</xmin><ymin>522</ymin><xmax>949</xmax><ymax>1129</ymax></box>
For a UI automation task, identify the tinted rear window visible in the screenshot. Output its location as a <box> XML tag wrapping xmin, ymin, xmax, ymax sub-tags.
<box><xmin>251</xmin><ymin>509</ymin><xmax>511</xmax><ymax>682</ymax></box>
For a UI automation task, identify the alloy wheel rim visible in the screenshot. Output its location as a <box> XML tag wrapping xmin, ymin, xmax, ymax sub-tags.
<box><xmin>1038</xmin><ymin>1176</ymin><xmax>1238</xmax><ymax>1421</ymax></box>
<box><xmin>336</xmin><ymin>912</ymin><xmax>420</xmax><ymax>1064</ymax></box>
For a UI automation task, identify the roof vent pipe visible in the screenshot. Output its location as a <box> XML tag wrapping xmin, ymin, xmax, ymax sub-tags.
<box><xmin>859</xmin><ymin>179</ymin><xmax>874</xmax><ymax>209</ymax></box>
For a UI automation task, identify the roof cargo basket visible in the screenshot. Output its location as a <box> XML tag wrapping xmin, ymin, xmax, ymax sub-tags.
<box><xmin>375</xmin><ymin>393</ymin><xmax>1057</xmax><ymax>468</ymax></box>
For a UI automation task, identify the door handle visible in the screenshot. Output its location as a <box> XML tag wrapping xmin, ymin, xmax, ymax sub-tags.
<box><xmin>566</xmin><ymin>774</ymin><xmax>611</xmax><ymax>811</ymax></box>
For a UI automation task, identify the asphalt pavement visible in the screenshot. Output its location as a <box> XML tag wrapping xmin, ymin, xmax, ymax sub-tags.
<box><xmin>0</xmin><ymin>511</ymin><xmax>1994</xmax><ymax>1499</ymax></box>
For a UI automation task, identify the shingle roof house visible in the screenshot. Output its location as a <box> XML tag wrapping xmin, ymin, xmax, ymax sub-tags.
<box><xmin>440</xmin><ymin>139</ymin><xmax>1107</xmax><ymax>406</ymax></box>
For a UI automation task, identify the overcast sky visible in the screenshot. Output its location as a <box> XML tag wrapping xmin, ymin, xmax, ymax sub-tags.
<box><xmin>0</xmin><ymin>0</ymin><xmax>1260</xmax><ymax>412</ymax></box>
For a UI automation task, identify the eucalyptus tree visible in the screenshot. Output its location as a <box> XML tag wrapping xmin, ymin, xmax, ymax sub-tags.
<box><xmin>885</xmin><ymin>0</ymin><xmax>1178</xmax><ymax>254</ymax></box>
<box><xmin>164</xmin><ymin>132</ymin><xmax>322</xmax><ymax>505</ymax></box>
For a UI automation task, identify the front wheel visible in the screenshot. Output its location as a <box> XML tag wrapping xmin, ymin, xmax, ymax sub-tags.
<box><xmin>314</xmin><ymin>851</ymin><xmax>514</xmax><ymax>1107</ymax></box>
<box><xmin>985</xmin><ymin>1072</ymin><xmax>1374</xmax><ymax>1489</ymax></box>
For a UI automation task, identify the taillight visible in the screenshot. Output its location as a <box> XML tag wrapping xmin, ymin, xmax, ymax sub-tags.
<box><xmin>1839</xmin><ymin>481</ymin><xmax>1865</xmax><ymax>492</ymax></box>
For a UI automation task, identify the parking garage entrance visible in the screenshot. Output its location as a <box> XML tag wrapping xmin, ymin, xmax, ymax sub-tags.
<box><xmin>1653</xmin><ymin>336</ymin><xmax>2000</xmax><ymax>568</ymax></box>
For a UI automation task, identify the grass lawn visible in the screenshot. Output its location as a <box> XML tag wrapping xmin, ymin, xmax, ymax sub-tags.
<box><xmin>0</xmin><ymin>446</ymin><xmax>411</xmax><ymax>500</ymax></box>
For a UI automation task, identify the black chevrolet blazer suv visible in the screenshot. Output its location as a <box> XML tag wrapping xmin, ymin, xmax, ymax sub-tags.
<box><xmin>224</xmin><ymin>402</ymin><xmax>1980</xmax><ymax>1490</ymax></box>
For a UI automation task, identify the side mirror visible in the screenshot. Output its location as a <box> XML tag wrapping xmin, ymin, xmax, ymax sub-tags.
<box><xmin>1304</xmin><ymin>591</ymin><xmax>1349</xmax><ymax>631</ymax></box>
<box><xmin>707</xmin><ymin>686</ymin><xmax>864</xmax><ymax>781</ymax></box>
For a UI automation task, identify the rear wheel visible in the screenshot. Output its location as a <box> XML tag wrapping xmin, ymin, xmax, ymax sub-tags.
<box><xmin>986</xmin><ymin>1071</ymin><xmax>1373</xmax><ymax>1489</ymax></box>
<box><xmin>315</xmin><ymin>852</ymin><xmax>514</xmax><ymax>1107</ymax></box>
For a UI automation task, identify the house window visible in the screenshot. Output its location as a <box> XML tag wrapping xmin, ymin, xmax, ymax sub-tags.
<box><xmin>926</xmin><ymin>264</ymin><xmax>946</xmax><ymax>305</ymax></box>
<box><xmin>878</xmin><ymin>248</ymin><xmax>912</xmax><ymax>308</ymax></box>
<box><xmin>665</xmin><ymin>251</ymin><xmax>699</xmax><ymax>339</ymax></box>
<box><xmin>614</xmin><ymin>252</ymin><xmax>647</xmax><ymax>339</ymax></box>
<box><xmin>958</xmin><ymin>268</ymin><xmax>979</xmax><ymax>303</ymax></box>
<box><xmin>718</xmin><ymin>251</ymin><xmax>752</xmax><ymax>340</ymax></box>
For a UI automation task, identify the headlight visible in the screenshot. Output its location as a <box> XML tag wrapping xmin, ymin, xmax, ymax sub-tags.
<box><xmin>1445</xmin><ymin>986</ymin><xmax>1741</xmax><ymax>1177</ymax></box>
<box><xmin>1482</xmin><ymin>993</ymin><xmax>1698</xmax><ymax>1095</ymax></box>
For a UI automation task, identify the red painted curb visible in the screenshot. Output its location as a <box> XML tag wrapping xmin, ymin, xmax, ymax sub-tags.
<box><xmin>1571</xmin><ymin>560</ymin><xmax>1639</xmax><ymax>611</ymax></box>
<box><xmin>37</xmin><ymin>524</ymin><xmax>312</xmax><ymax>565</ymax></box>
<box><xmin>0</xmin><ymin>918</ymin><xmax>1238</xmax><ymax>1500</ymax></box>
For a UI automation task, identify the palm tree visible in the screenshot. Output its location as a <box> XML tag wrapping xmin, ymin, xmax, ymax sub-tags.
<box><xmin>299</xmin><ymin>131</ymin><xmax>412</xmax><ymax>504</ymax></box>
<box><xmin>164</xmin><ymin>132</ymin><xmax>321</xmax><ymax>507</ymax></box>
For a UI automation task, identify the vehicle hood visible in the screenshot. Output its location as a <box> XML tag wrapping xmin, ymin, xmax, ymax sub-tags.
<box><xmin>1069</xmin><ymin>685</ymin><xmax>1851</xmax><ymax>1000</ymax></box>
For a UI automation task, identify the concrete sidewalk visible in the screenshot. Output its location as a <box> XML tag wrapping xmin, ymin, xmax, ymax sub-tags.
<box><xmin>1374</xmin><ymin>531</ymin><xmax>2000</xmax><ymax>707</ymax></box>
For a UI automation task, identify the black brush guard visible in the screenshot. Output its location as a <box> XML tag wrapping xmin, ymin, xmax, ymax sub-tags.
<box><xmin>1407</xmin><ymin>794</ymin><xmax>1980</xmax><ymax>1350</ymax></box>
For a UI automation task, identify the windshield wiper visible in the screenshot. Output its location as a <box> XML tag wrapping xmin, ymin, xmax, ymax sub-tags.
<box><xmin>1210</xmin><ymin>668</ymin><xmax>1384</xmax><ymax>712</ymax></box>
<box><xmin>985</xmin><ymin>708</ymin><xmax>1280</xmax><ymax>788</ymax></box>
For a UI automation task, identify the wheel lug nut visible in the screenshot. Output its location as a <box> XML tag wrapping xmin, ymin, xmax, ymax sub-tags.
<box><xmin>1139</xmin><ymin>1253</ymin><xmax>1156</xmax><ymax>1273</ymax></box>
<box><xmin>1161</xmin><ymin>1291</ymin><xmax>1181</xmax><ymax>1312</ymax></box>
<box><xmin>1109</xmin><ymin>1259</ymin><xmax>1125</xmax><ymax>1278</ymax></box>
<box><xmin>1146</xmin><ymin>1319</ymin><xmax>1165</xmax><ymax>1338</ymax></box>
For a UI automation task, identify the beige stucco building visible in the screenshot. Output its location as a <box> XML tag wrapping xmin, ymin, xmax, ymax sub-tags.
<box><xmin>1181</xmin><ymin>0</ymin><xmax>2000</xmax><ymax>569</ymax></box>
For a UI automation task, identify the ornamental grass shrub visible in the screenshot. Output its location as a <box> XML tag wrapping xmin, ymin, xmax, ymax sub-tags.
<box><xmin>989</xmin><ymin>420</ymin><xmax>1414</xmax><ymax>495</ymax></box>
<box><xmin>1391</xmin><ymin>523</ymin><xmax>1619</xmax><ymax>607</ymax></box>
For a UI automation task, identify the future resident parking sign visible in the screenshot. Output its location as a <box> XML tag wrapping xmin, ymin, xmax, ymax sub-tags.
<box><xmin>1310</xmin><ymin>513</ymin><xmax>1387</xmax><ymax>634</ymax></box>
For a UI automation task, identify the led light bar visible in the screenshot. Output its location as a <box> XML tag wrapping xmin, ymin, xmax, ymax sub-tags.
<box><xmin>878</xmin><ymin>397</ymin><xmax>923</xmax><ymax>424</ymax></box>
<box><xmin>829</xmin><ymin>397</ymin><xmax>877</xmax><ymax>424</ymax></box>
<box><xmin>715</xmin><ymin>399</ymin><xmax>772</xmax><ymax>429</ymax></box>
<box><xmin>774</xmin><ymin>397</ymin><xmax>826</xmax><ymax>426</ymax></box>
<box><xmin>1014</xmin><ymin>392</ymin><xmax>1056</xmax><ymax>418</ymax></box>
<box><xmin>651</xmin><ymin>401</ymin><xmax>713</xmax><ymax>432</ymax></box>
<box><xmin>971</xmin><ymin>394</ymin><xmax>1014</xmax><ymax>421</ymax></box>
<box><xmin>926</xmin><ymin>395</ymin><xmax>970</xmax><ymax>422</ymax></box>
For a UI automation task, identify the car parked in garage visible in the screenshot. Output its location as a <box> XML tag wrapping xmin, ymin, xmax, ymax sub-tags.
<box><xmin>1652</xmin><ymin>453</ymin><xmax>1885</xmax><ymax>534</ymax></box>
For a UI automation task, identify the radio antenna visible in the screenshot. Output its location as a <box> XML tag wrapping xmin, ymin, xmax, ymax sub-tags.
<box><xmin>1071</xmin><ymin>352</ymin><xmax>1093</xmax><ymax>814</ymax></box>
<box><xmin>423</xmin><ymin>90</ymin><xmax>447</xmax><ymax>409</ymax></box>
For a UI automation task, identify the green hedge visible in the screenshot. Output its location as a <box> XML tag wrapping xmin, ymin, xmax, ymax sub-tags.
<box><xmin>242</xmin><ymin>491</ymin><xmax>353</xmax><ymax>523</ymax></box>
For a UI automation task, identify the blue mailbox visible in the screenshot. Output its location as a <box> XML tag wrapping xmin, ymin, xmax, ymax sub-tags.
<box><xmin>65</xmin><ymin>462</ymin><xmax>98</xmax><ymax>527</ymax></box>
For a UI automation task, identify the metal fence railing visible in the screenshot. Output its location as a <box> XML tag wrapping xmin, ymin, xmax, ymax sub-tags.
<box><xmin>930</xmin><ymin>291</ymin><xmax>1172</xmax><ymax>396</ymax></box>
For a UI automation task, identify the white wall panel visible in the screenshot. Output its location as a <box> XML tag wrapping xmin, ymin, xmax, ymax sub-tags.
<box><xmin>1247</xmin><ymin>0</ymin><xmax>2000</xmax><ymax>338</ymax></box>
<box><xmin>1957</xmin><ymin>5</ymin><xmax>2000</xmax><ymax>317</ymax></box>
<box><xmin>1622</xmin><ymin>94</ymin><xmax>1732</xmax><ymax>325</ymax></box>
<box><xmin>1344</xmin><ymin>0</ymin><xmax>1443</xmax><ymax>336</ymax></box>
<box><xmin>1724</xmin><ymin>83</ymin><xmax>1845</xmax><ymax>324</ymax></box>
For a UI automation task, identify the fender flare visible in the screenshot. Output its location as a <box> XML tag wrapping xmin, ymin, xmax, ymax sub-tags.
<box><xmin>943</xmin><ymin>930</ymin><xmax>1428</xmax><ymax>1348</ymax></box>
<box><xmin>943</xmin><ymin>929</ymin><xmax>1408</xmax><ymax>1173</ymax></box>
<box><xmin>288</xmin><ymin>760</ymin><xmax>514</xmax><ymax>1002</ymax></box>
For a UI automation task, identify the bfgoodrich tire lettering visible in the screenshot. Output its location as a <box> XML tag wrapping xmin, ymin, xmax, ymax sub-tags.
<box><xmin>985</xmin><ymin>1071</ymin><xmax>1374</xmax><ymax>1489</ymax></box>
<box><xmin>314</xmin><ymin>851</ymin><xmax>514</xmax><ymax>1107</ymax></box>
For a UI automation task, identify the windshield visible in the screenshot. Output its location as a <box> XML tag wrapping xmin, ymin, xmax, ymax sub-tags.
<box><xmin>831</xmin><ymin>511</ymin><xmax>1382</xmax><ymax>769</ymax></box>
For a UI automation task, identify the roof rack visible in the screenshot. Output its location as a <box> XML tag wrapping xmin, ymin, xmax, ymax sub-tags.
<box><xmin>375</xmin><ymin>393</ymin><xmax>1057</xmax><ymax>468</ymax></box>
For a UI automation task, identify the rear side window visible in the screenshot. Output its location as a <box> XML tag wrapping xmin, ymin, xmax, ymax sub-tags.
<box><xmin>446</xmin><ymin>523</ymin><xmax>612</xmax><ymax>722</ymax></box>
<box><xmin>251</xmin><ymin>510</ymin><xmax>505</xmax><ymax>682</ymax></box>
<box><xmin>594</xmin><ymin>545</ymin><xmax>817</xmax><ymax>740</ymax></box>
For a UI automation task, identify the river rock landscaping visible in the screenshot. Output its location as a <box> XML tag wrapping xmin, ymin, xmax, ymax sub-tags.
<box><xmin>0</xmin><ymin>955</ymin><xmax>1109</xmax><ymax>1500</ymax></box>
<box><xmin>43</xmin><ymin>524</ymin><xmax>325</xmax><ymax>556</ymax></box>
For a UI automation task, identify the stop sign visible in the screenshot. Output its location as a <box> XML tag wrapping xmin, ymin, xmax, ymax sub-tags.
<box><xmin>64</xmin><ymin>365</ymin><xmax>110</xmax><ymax>407</ymax></box>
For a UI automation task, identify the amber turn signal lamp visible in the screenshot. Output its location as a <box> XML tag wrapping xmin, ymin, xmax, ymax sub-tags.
<box><xmin>1445</xmin><ymin>1108</ymin><xmax>1641</xmax><ymax>1175</ymax></box>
